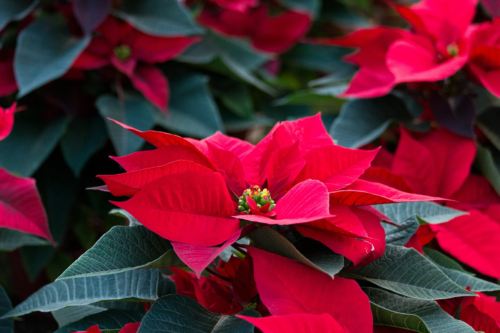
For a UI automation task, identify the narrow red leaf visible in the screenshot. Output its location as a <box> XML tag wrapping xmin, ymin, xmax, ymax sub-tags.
<box><xmin>293</xmin><ymin>145</ymin><xmax>380</xmax><ymax>191</ymax></box>
<box><xmin>108</xmin><ymin>119</ymin><xmax>197</xmax><ymax>149</ymax></box>
<box><xmin>0</xmin><ymin>169</ymin><xmax>53</xmax><ymax>243</ymax></box>
<box><xmin>329</xmin><ymin>179</ymin><xmax>443</xmax><ymax>206</ymax></box>
<box><xmin>119</xmin><ymin>323</ymin><xmax>141</xmax><ymax>333</ymax></box>
<box><xmin>248</xmin><ymin>247</ymin><xmax>373</xmax><ymax>333</ymax></box>
<box><xmin>112</xmin><ymin>171</ymin><xmax>240</xmax><ymax>246</ymax></box>
<box><xmin>202</xmin><ymin>132</ymin><xmax>254</xmax><ymax>160</ymax></box>
<box><xmin>98</xmin><ymin>160</ymin><xmax>214</xmax><ymax>196</ymax></box>
<box><xmin>0</xmin><ymin>103</ymin><xmax>16</xmax><ymax>141</ymax></box>
<box><xmin>238</xmin><ymin>313</ymin><xmax>347</xmax><ymax>333</ymax></box>
<box><xmin>110</xmin><ymin>145</ymin><xmax>216</xmax><ymax>172</ymax></box>
<box><xmin>128</xmin><ymin>65</ymin><xmax>169</xmax><ymax>112</ymax></box>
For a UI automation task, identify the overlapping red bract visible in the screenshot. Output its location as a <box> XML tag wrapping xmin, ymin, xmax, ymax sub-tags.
<box><xmin>319</xmin><ymin>0</ymin><xmax>500</xmax><ymax>99</ymax></box>
<box><xmin>0</xmin><ymin>168</ymin><xmax>53</xmax><ymax>243</ymax></box>
<box><xmin>73</xmin><ymin>322</ymin><xmax>140</xmax><ymax>333</ymax></box>
<box><xmin>0</xmin><ymin>103</ymin><xmax>16</xmax><ymax>141</ymax></box>
<box><xmin>367</xmin><ymin>127</ymin><xmax>500</xmax><ymax>279</ymax></box>
<box><xmin>72</xmin><ymin>16</ymin><xmax>199</xmax><ymax>111</ymax></box>
<box><xmin>238</xmin><ymin>313</ymin><xmax>347</xmax><ymax>333</ymax></box>
<box><xmin>198</xmin><ymin>2</ymin><xmax>311</xmax><ymax>53</ymax></box>
<box><xmin>99</xmin><ymin>114</ymin><xmax>438</xmax><ymax>269</ymax></box>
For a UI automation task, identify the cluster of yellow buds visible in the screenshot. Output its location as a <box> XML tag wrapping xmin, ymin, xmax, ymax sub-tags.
<box><xmin>237</xmin><ymin>185</ymin><xmax>275</xmax><ymax>214</ymax></box>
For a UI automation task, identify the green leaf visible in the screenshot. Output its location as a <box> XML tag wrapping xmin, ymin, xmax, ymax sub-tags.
<box><xmin>477</xmin><ymin>107</ymin><xmax>500</xmax><ymax>151</ymax></box>
<box><xmin>15</xmin><ymin>17</ymin><xmax>90</xmax><ymax>96</ymax></box>
<box><xmin>154</xmin><ymin>73</ymin><xmax>224</xmax><ymax>138</ymax></box>
<box><xmin>137</xmin><ymin>295</ymin><xmax>260</xmax><ymax>333</ymax></box>
<box><xmin>276</xmin><ymin>0</ymin><xmax>320</xmax><ymax>15</ymax></box>
<box><xmin>61</xmin><ymin>116</ymin><xmax>108</xmax><ymax>176</ymax></box>
<box><xmin>109</xmin><ymin>209</ymin><xmax>141</xmax><ymax>226</ymax></box>
<box><xmin>475</xmin><ymin>144</ymin><xmax>500</xmax><ymax>196</ymax></box>
<box><xmin>52</xmin><ymin>301</ymin><xmax>146</xmax><ymax>327</ymax></box>
<box><xmin>330</xmin><ymin>95</ymin><xmax>418</xmax><ymax>148</ymax></box>
<box><xmin>2</xmin><ymin>269</ymin><xmax>174</xmax><ymax>318</ymax></box>
<box><xmin>0</xmin><ymin>286</ymin><xmax>13</xmax><ymax>333</ymax></box>
<box><xmin>96</xmin><ymin>94</ymin><xmax>155</xmax><ymax>156</ymax></box>
<box><xmin>383</xmin><ymin>216</ymin><xmax>419</xmax><ymax>246</ymax></box>
<box><xmin>0</xmin><ymin>0</ymin><xmax>38</xmax><ymax>30</ymax></box>
<box><xmin>0</xmin><ymin>228</ymin><xmax>49</xmax><ymax>251</ymax></box>
<box><xmin>364</xmin><ymin>287</ymin><xmax>476</xmax><ymax>333</ymax></box>
<box><xmin>283</xmin><ymin>43</ymin><xmax>356</xmax><ymax>73</ymax></box>
<box><xmin>55</xmin><ymin>310</ymin><xmax>144</xmax><ymax>333</ymax></box>
<box><xmin>215</xmin><ymin>82</ymin><xmax>254</xmax><ymax>119</ymax></box>
<box><xmin>0</xmin><ymin>112</ymin><xmax>69</xmax><ymax>176</ymax></box>
<box><xmin>274</xmin><ymin>85</ymin><xmax>346</xmax><ymax>107</ymax></box>
<box><xmin>113</xmin><ymin>0</ymin><xmax>202</xmax><ymax>36</ymax></box>
<box><xmin>58</xmin><ymin>226</ymin><xmax>182</xmax><ymax>280</ymax></box>
<box><xmin>423</xmin><ymin>248</ymin><xmax>500</xmax><ymax>292</ymax></box>
<box><xmin>346</xmin><ymin>245</ymin><xmax>475</xmax><ymax>300</ymax></box>
<box><xmin>250</xmin><ymin>227</ymin><xmax>343</xmax><ymax>278</ymax></box>
<box><xmin>373</xmin><ymin>202</ymin><xmax>466</xmax><ymax>225</ymax></box>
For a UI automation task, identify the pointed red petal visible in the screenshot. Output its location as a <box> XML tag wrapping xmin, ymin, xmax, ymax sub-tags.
<box><xmin>128</xmin><ymin>65</ymin><xmax>169</xmax><ymax>112</ymax></box>
<box><xmin>98</xmin><ymin>160</ymin><xmax>214</xmax><ymax>196</ymax></box>
<box><xmin>238</xmin><ymin>313</ymin><xmax>347</xmax><ymax>333</ymax></box>
<box><xmin>0</xmin><ymin>103</ymin><xmax>16</xmax><ymax>141</ymax></box>
<box><xmin>110</xmin><ymin>145</ymin><xmax>216</xmax><ymax>172</ymax></box>
<box><xmin>235</xmin><ymin>180</ymin><xmax>331</xmax><ymax>225</ymax></box>
<box><xmin>112</xmin><ymin>171</ymin><xmax>240</xmax><ymax>246</ymax></box>
<box><xmin>108</xmin><ymin>118</ymin><xmax>199</xmax><ymax>149</ymax></box>
<box><xmin>0</xmin><ymin>169</ymin><xmax>53</xmax><ymax>243</ymax></box>
<box><xmin>329</xmin><ymin>179</ymin><xmax>444</xmax><ymax>206</ymax></box>
<box><xmin>248</xmin><ymin>247</ymin><xmax>373</xmax><ymax>333</ymax></box>
<box><xmin>297</xmin><ymin>207</ymin><xmax>385</xmax><ymax>267</ymax></box>
<box><xmin>431</xmin><ymin>210</ymin><xmax>500</xmax><ymax>279</ymax></box>
<box><xmin>293</xmin><ymin>145</ymin><xmax>380</xmax><ymax>191</ymax></box>
<box><xmin>450</xmin><ymin>175</ymin><xmax>500</xmax><ymax>210</ymax></box>
<box><xmin>172</xmin><ymin>228</ymin><xmax>242</xmax><ymax>278</ymax></box>
<box><xmin>119</xmin><ymin>323</ymin><xmax>141</xmax><ymax>333</ymax></box>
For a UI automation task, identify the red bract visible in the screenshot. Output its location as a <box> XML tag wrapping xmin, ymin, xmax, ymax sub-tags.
<box><xmin>209</xmin><ymin>0</ymin><xmax>258</xmax><ymax>12</ymax></box>
<box><xmin>99</xmin><ymin>114</ymin><xmax>439</xmax><ymax>270</ymax></box>
<box><xmin>248</xmin><ymin>247</ymin><xmax>373</xmax><ymax>333</ymax></box>
<box><xmin>73</xmin><ymin>323</ymin><xmax>140</xmax><ymax>333</ymax></box>
<box><xmin>468</xmin><ymin>18</ymin><xmax>500</xmax><ymax>98</ymax></box>
<box><xmin>0</xmin><ymin>103</ymin><xmax>16</xmax><ymax>141</ymax></box>
<box><xmin>238</xmin><ymin>313</ymin><xmax>347</xmax><ymax>333</ymax></box>
<box><xmin>72</xmin><ymin>17</ymin><xmax>199</xmax><ymax>111</ymax></box>
<box><xmin>461</xmin><ymin>292</ymin><xmax>500</xmax><ymax>332</ymax></box>
<box><xmin>0</xmin><ymin>50</ymin><xmax>17</xmax><ymax>97</ymax></box>
<box><xmin>0</xmin><ymin>168</ymin><xmax>53</xmax><ymax>243</ymax></box>
<box><xmin>325</xmin><ymin>0</ymin><xmax>477</xmax><ymax>98</ymax></box>
<box><xmin>171</xmin><ymin>267</ymin><xmax>244</xmax><ymax>314</ymax></box>
<box><xmin>198</xmin><ymin>4</ymin><xmax>311</xmax><ymax>53</ymax></box>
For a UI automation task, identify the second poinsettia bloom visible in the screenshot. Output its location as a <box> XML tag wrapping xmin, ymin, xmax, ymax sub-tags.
<box><xmin>72</xmin><ymin>16</ymin><xmax>199</xmax><ymax>111</ymax></box>
<box><xmin>324</xmin><ymin>0</ymin><xmax>477</xmax><ymax>98</ymax></box>
<box><xmin>97</xmin><ymin>114</ymin><xmax>440</xmax><ymax>268</ymax></box>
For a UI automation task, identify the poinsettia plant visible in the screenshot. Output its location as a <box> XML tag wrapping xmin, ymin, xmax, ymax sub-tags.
<box><xmin>2</xmin><ymin>0</ymin><xmax>500</xmax><ymax>332</ymax></box>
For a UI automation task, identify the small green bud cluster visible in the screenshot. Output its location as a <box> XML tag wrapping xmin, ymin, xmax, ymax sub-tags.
<box><xmin>237</xmin><ymin>186</ymin><xmax>275</xmax><ymax>214</ymax></box>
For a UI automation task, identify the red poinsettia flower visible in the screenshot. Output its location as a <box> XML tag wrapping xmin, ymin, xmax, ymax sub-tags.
<box><xmin>0</xmin><ymin>103</ymin><xmax>16</xmax><ymax>141</ymax></box>
<box><xmin>366</xmin><ymin>127</ymin><xmax>500</xmax><ymax>279</ymax></box>
<box><xmin>0</xmin><ymin>168</ymin><xmax>53</xmax><ymax>244</ymax></box>
<box><xmin>467</xmin><ymin>18</ymin><xmax>500</xmax><ymax>98</ymax></box>
<box><xmin>198</xmin><ymin>3</ymin><xmax>311</xmax><ymax>53</ymax></box>
<box><xmin>97</xmin><ymin>114</ymin><xmax>439</xmax><ymax>274</ymax></box>
<box><xmin>323</xmin><ymin>0</ymin><xmax>477</xmax><ymax>98</ymax></box>
<box><xmin>72</xmin><ymin>16</ymin><xmax>199</xmax><ymax>111</ymax></box>
<box><xmin>0</xmin><ymin>49</ymin><xmax>18</xmax><ymax>97</ymax></box>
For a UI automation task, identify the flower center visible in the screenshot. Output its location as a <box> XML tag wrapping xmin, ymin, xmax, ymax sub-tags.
<box><xmin>114</xmin><ymin>45</ymin><xmax>132</xmax><ymax>61</ymax></box>
<box><xmin>237</xmin><ymin>185</ymin><xmax>275</xmax><ymax>214</ymax></box>
<box><xmin>447</xmin><ymin>43</ymin><xmax>459</xmax><ymax>57</ymax></box>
